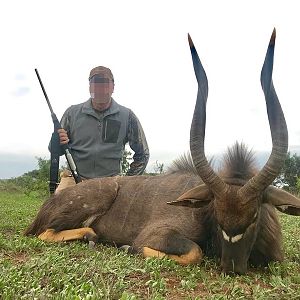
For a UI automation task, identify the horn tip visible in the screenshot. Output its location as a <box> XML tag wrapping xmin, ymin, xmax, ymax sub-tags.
<box><xmin>188</xmin><ymin>33</ymin><xmax>194</xmax><ymax>48</ymax></box>
<box><xmin>270</xmin><ymin>28</ymin><xmax>276</xmax><ymax>45</ymax></box>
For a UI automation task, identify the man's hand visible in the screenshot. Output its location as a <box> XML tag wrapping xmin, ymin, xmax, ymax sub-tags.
<box><xmin>58</xmin><ymin>129</ymin><xmax>69</xmax><ymax>145</ymax></box>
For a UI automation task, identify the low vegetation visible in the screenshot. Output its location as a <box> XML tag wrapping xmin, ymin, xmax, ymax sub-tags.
<box><xmin>0</xmin><ymin>189</ymin><xmax>299</xmax><ymax>299</ymax></box>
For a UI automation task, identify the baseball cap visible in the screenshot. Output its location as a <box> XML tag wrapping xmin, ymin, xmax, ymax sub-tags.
<box><xmin>89</xmin><ymin>66</ymin><xmax>114</xmax><ymax>82</ymax></box>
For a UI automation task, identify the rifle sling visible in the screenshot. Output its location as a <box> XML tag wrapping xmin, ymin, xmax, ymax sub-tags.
<box><xmin>49</xmin><ymin>131</ymin><xmax>61</xmax><ymax>194</ymax></box>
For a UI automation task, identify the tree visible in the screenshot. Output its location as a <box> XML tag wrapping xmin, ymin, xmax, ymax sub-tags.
<box><xmin>274</xmin><ymin>152</ymin><xmax>300</xmax><ymax>193</ymax></box>
<box><xmin>121</xmin><ymin>149</ymin><xmax>133</xmax><ymax>175</ymax></box>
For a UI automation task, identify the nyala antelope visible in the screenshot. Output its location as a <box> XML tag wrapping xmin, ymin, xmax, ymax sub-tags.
<box><xmin>26</xmin><ymin>29</ymin><xmax>300</xmax><ymax>274</ymax></box>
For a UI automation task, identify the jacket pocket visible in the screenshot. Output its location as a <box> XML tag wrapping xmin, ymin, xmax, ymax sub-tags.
<box><xmin>103</xmin><ymin>119</ymin><xmax>121</xmax><ymax>143</ymax></box>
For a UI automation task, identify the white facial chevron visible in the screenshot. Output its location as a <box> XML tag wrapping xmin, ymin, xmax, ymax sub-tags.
<box><xmin>222</xmin><ymin>230</ymin><xmax>244</xmax><ymax>243</ymax></box>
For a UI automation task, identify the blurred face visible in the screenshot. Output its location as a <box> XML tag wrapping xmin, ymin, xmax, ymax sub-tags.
<box><xmin>89</xmin><ymin>76</ymin><xmax>114</xmax><ymax>104</ymax></box>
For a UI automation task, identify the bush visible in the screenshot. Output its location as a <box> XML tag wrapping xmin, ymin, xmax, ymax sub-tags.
<box><xmin>0</xmin><ymin>157</ymin><xmax>50</xmax><ymax>198</ymax></box>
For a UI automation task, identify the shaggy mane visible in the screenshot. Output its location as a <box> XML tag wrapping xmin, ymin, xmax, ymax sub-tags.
<box><xmin>219</xmin><ymin>142</ymin><xmax>258</xmax><ymax>180</ymax></box>
<box><xmin>168</xmin><ymin>152</ymin><xmax>214</xmax><ymax>175</ymax></box>
<box><xmin>168</xmin><ymin>142</ymin><xmax>258</xmax><ymax>181</ymax></box>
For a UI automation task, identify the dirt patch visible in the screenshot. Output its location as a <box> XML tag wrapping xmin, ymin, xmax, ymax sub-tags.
<box><xmin>1</xmin><ymin>228</ymin><xmax>16</xmax><ymax>237</ymax></box>
<box><xmin>165</xmin><ymin>278</ymin><xmax>209</xmax><ymax>300</ymax></box>
<box><xmin>124</xmin><ymin>272</ymin><xmax>210</xmax><ymax>299</ymax></box>
<box><xmin>4</xmin><ymin>251</ymin><xmax>30</xmax><ymax>265</ymax></box>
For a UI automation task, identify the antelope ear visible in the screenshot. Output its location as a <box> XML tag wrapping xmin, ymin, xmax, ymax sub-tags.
<box><xmin>263</xmin><ymin>186</ymin><xmax>300</xmax><ymax>216</ymax></box>
<box><xmin>167</xmin><ymin>184</ymin><xmax>213</xmax><ymax>208</ymax></box>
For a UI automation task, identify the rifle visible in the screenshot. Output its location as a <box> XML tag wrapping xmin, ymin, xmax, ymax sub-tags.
<box><xmin>35</xmin><ymin>69</ymin><xmax>82</xmax><ymax>193</ymax></box>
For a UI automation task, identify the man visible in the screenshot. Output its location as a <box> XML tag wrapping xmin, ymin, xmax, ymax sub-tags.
<box><xmin>54</xmin><ymin>66</ymin><xmax>149</xmax><ymax>191</ymax></box>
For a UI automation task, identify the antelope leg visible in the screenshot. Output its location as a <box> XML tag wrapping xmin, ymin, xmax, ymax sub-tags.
<box><xmin>38</xmin><ymin>227</ymin><xmax>98</xmax><ymax>242</ymax></box>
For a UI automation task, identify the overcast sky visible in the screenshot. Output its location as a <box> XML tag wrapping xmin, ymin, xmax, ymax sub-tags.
<box><xmin>0</xmin><ymin>0</ymin><xmax>300</xmax><ymax>178</ymax></box>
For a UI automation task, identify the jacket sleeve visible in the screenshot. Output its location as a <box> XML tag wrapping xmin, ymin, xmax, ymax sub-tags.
<box><xmin>60</xmin><ymin>107</ymin><xmax>71</xmax><ymax>134</ymax></box>
<box><xmin>126</xmin><ymin>110</ymin><xmax>149</xmax><ymax>175</ymax></box>
<box><xmin>48</xmin><ymin>107</ymin><xmax>71</xmax><ymax>156</ymax></box>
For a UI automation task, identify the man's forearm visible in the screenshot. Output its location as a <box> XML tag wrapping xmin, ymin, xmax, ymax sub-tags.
<box><xmin>126</xmin><ymin>155</ymin><xmax>149</xmax><ymax>176</ymax></box>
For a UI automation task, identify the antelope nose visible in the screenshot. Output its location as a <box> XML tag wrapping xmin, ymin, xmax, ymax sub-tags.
<box><xmin>221</xmin><ymin>260</ymin><xmax>247</xmax><ymax>275</ymax></box>
<box><xmin>222</xmin><ymin>267</ymin><xmax>246</xmax><ymax>276</ymax></box>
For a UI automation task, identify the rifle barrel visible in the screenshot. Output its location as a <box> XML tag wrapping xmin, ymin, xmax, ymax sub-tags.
<box><xmin>34</xmin><ymin>69</ymin><xmax>54</xmax><ymax>115</ymax></box>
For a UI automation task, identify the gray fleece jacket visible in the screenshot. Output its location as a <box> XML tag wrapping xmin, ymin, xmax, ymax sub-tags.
<box><xmin>58</xmin><ymin>98</ymin><xmax>149</xmax><ymax>178</ymax></box>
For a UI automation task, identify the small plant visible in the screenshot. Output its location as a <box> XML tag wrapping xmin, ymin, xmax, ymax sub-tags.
<box><xmin>153</xmin><ymin>160</ymin><xmax>164</xmax><ymax>174</ymax></box>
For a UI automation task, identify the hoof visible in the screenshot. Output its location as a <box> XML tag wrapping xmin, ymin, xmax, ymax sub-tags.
<box><xmin>119</xmin><ymin>245</ymin><xmax>131</xmax><ymax>252</ymax></box>
<box><xmin>83</xmin><ymin>232</ymin><xmax>98</xmax><ymax>245</ymax></box>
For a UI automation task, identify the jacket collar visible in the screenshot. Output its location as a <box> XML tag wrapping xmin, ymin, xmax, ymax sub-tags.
<box><xmin>82</xmin><ymin>98</ymin><xmax>120</xmax><ymax>119</ymax></box>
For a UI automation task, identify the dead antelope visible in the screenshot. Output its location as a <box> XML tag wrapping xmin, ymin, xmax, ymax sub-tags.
<box><xmin>25</xmin><ymin>29</ymin><xmax>300</xmax><ymax>274</ymax></box>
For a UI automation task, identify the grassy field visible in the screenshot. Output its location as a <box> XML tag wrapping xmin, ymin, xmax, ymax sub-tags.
<box><xmin>0</xmin><ymin>191</ymin><xmax>299</xmax><ymax>299</ymax></box>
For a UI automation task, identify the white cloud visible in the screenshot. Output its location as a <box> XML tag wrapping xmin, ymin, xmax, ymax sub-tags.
<box><xmin>12</xmin><ymin>86</ymin><xmax>30</xmax><ymax>97</ymax></box>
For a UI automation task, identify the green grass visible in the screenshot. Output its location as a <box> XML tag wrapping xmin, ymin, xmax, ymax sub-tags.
<box><xmin>0</xmin><ymin>192</ymin><xmax>300</xmax><ymax>299</ymax></box>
